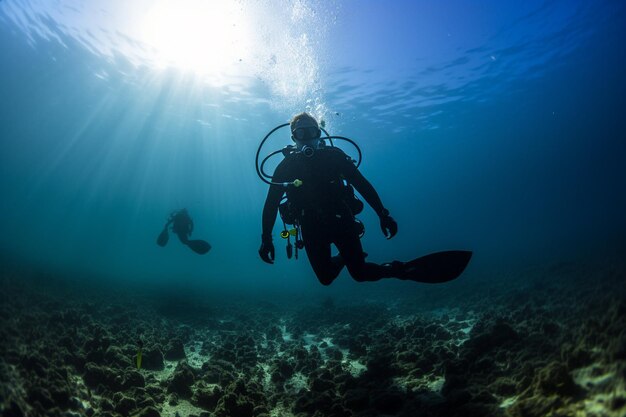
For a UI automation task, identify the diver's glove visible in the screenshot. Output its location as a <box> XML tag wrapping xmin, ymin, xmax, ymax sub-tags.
<box><xmin>378</xmin><ymin>209</ymin><xmax>398</xmax><ymax>239</ymax></box>
<box><xmin>259</xmin><ymin>234</ymin><xmax>275</xmax><ymax>264</ymax></box>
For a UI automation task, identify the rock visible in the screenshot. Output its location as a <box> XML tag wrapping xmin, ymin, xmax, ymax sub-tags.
<box><xmin>201</xmin><ymin>361</ymin><xmax>236</xmax><ymax>385</ymax></box>
<box><xmin>534</xmin><ymin>362</ymin><xmax>581</xmax><ymax>397</ymax></box>
<box><xmin>464</xmin><ymin>319</ymin><xmax>518</xmax><ymax>360</ymax></box>
<box><xmin>371</xmin><ymin>390</ymin><xmax>404</xmax><ymax>414</ymax></box>
<box><xmin>562</xmin><ymin>343</ymin><xmax>592</xmax><ymax>368</ymax></box>
<box><xmin>610</xmin><ymin>329</ymin><xmax>626</xmax><ymax>360</ymax></box>
<box><xmin>123</xmin><ymin>370</ymin><xmax>145</xmax><ymax>389</ymax></box>
<box><xmin>49</xmin><ymin>386</ymin><xmax>72</xmax><ymax>407</ymax></box>
<box><xmin>164</xmin><ymin>339</ymin><xmax>186</xmax><ymax>361</ymax></box>
<box><xmin>397</xmin><ymin>350</ymin><xmax>419</xmax><ymax>363</ymax></box>
<box><xmin>441</xmin><ymin>373</ymin><xmax>467</xmax><ymax>395</ymax></box>
<box><xmin>329</xmin><ymin>403</ymin><xmax>351</xmax><ymax>417</ymax></box>
<box><xmin>446</xmin><ymin>388</ymin><xmax>472</xmax><ymax>406</ymax></box>
<box><xmin>68</xmin><ymin>396</ymin><xmax>83</xmax><ymax>410</ymax></box>
<box><xmin>132</xmin><ymin>406</ymin><xmax>161</xmax><ymax>417</ymax></box>
<box><xmin>473</xmin><ymin>390</ymin><xmax>497</xmax><ymax>404</ymax></box>
<box><xmin>145</xmin><ymin>383</ymin><xmax>164</xmax><ymax>397</ymax></box>
<box><xmin>270</xmin><ymin>358</ymin><xmax>294</xmax><ymax>382</ymax></box>
<box><xmin>365</xmin><ymin>353</ymin><xmax>397</xmax><ymax>380</ymax></box>
<box><xmin>310</xmin><ymin>377</ymin><xmax>335</xmax><ymax>393</ymax></box>
<box><xmin>230</xmin><ymin>379</ymin><xmax>249</xmax><ymax>396</ymax></box>
<box><xmin>253</xmin><ymin>405</ymin><xmax>269</xmax><ymax>416</ymax></box>
<box><xmin>609</xmin><ymin>395</ymin><xmax>626</xmax><ymax>411</ymax></box>
<box><xmin>343</xmin><ymin>388</ymin><xmax>369</xmax><ymax>411</ymax></box>
<box><xmin>510</xmin><ymin>395</ymin><xmax>563</xmax><ymax>417</ymax></box>
<box><xmin>541</xmin><ymin>321</ymin><xmax>560</xmax><ymax>335</ymax></box>
<box><xmin>137</xmin><ymin>397</ymin><xmax>156</xmax><ymax>409</ymax></box>
<box><xmin>214</xmin><ymin>393</ymin><xmax>254</xmax><ymax>417</ymax></box>
<box><xmin>2</xmin><ymin>400</ymin><xmax>25</xmax><ymax>417</ymax></box>
<box><xmin>294</xmin><ymin>392</ymin><xmax>334</xmax><ymax>415</ymax></box>
<box><xmin>265</xmin><ymin>325</ymin><xmax>281</xmax><ymax>341</ymax></box>
<box><xmin>114</xmin><ymin>395</ymin><xmax>136</xmax><ymax>415</ymax></box>
<box><xmin>168</xmin><ymin>362</ymin><xmax>195</xmax><ymax>398</ymax></box>
<box><xmin>83</xmin><ymin>363</ymin><xmax>122</xmax><ymax>391</ymax></box>
<box><xmin>349</xmin><ymin>342</ymin><xmax>367</xmax><ymax>357</ymax></box>
<box><xmin>83</xmin><ymin>335</ymin><xmax>112</xmax><ymax>353</ymax></box>
<box><xmin>454</xmin><ymin>402</ymin><xmax>497</xmax><ymax>417</ymax></box>
<box><xmin>326</xmin><ymin>347</ymin><xmax>343</xmax><ymax>361</ymax></box>
<box><xmin>141</xmin><ymin>347</ymin><xmax>164</xmax><ymax>371</ymax></box>
<box><xmin>492</xmin><ymin>377</ymin><xmax>517</xmax><ymax>396</ymax></box>
<box><xmin>193</xmin><ymin>384</ymin><xmax>223</xmax><ymax>410</ymax></box>
<box><xmin>104</xmin><ymin>346</ymin><xmax>132</xmax><ymax>368</ymax></box>
<box><xmin>20</xmin><ymin>355</ymin><xmax>46</xmax><ymax>377</ymax></box>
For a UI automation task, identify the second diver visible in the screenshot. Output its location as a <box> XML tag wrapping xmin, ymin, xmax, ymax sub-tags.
<box><xmin>157</xmin><ymin>209</ymin><xmax>211</xmax><ymax>255</ymax></box>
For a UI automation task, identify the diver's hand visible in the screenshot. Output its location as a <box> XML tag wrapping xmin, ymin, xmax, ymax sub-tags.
<box><xmin>259</xmin><ymin>236</ymin><xmax>275</xmax><ymax>264</ymax></box>
<box><xmin>379</xmin><ymin>210</ymin><xmax>398</xmax><ymax>239</ymax></box>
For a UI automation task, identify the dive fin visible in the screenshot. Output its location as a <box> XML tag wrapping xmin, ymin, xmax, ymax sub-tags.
<box><xmin>157</xmin><ymin>228</ymin><xmax>169</xmax><ymax>247</ymax></box>
<box><xmin>187</xmin><ymin>240</ymin><xmax>212</xmax><ymax>255</ymax></box>
<box><xmin>398</xmin><ymin>250</ymin><xmax>472</xmax><ymax>283</ymax></box>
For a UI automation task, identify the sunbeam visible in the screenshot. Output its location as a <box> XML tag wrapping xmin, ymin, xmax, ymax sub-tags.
<box><xmin>139</xmin><ymin>0</ymin><xmax>253</xmax><ymax>77</ymax></box>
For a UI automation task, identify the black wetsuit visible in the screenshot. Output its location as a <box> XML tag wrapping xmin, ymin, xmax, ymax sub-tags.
<box><xmin>171</xmin><ymin>211</ymin><xmax>193</xmax><ymax>245</ymax></box>
<box><xmin>262</xmin><ymin>147</ymin><xmax>393</xmax><ymax>285</ymax></box>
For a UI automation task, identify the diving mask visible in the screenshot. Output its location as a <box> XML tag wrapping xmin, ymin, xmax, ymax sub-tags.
<box><xmin>292</xmin><ymin>126</ymin><xmax>321</xmax><ymax>141</ymax></box>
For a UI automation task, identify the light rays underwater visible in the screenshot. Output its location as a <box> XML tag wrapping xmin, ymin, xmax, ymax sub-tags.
<box><xmin>1</xmin><ymin>1</ymin><xmax>625</xmax><ymax>416</ymax></box>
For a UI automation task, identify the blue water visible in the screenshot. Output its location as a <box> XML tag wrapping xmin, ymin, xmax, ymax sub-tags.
<box><xmin>1</xmin><ymin>0</ymin><xmax>625</xmax><ymax>299</ymax></box>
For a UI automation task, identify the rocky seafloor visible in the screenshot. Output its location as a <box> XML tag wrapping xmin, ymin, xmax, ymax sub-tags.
<box><xmin>1</xmin><ymin>257</ymin><xmax>625</xmax><ymax>417</ymax></box>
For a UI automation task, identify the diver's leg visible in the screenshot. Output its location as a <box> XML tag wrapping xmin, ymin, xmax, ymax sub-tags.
<box><xmin>301</xmin><ymin>226</ymin><xmax>343</xmax><ymax>286</ymax></box>
<box><xmin>334</xmin><ymin>221</ymin><xmax>395</xmax><ymax>282</ymax></box>
<box><xmin>177</xmin><ymin>233</ymin><xmax>190</xmax><ymax>245</ymax></box>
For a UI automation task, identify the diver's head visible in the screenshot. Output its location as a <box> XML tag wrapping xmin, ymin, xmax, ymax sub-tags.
<box><xmin>175</xmin><ymin>208</ymin><xmax>190</xmax><ymax>220</ymax></box>
<box><xmin>290</xmin><ymin>112</ymin><xmax>322</xmax><ymax>156</ymax></box>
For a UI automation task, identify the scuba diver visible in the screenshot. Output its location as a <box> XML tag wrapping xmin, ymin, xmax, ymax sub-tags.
<box><xmin>157</xmin><ymin>209</ymin><xmax>211</xmax><ymax>255</ymax></box>
<box><xmin>258</xmin><ymin>112</ymin><xmax>472</xmax><ymax>285</ymax></box>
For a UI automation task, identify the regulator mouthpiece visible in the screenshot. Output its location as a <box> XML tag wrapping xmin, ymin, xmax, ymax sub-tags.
<box><xmin>301</xmin><ymin>145</ymin><xmax>315</xmax><ymax>157</ymax></box>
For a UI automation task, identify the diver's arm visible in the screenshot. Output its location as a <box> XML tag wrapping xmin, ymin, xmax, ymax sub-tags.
<box><xmin>262</xmin><ymin>185</ymin><xmax>284</xmax><ymax>240</ymax></box>
<box><xmin>346</xmin><ymin>164</ymin><xmax>398</xmax><ymax>239</ymax></box>
<box><xmin>260</xmin><ymin>190</ymin><xmax>280</xmax><ymax>264</ymax></box>
<box><xmin>352</xmin><ymin>169</ymin><xmax>398</xmax><ymax>239</ymax></box>
<box><xmin>331</xmin><ymin>148</ymin><xmax>387</xmax><ymax>216</ymax></box>
<box><xmin>347</xmin><ymin>169</ymin><xmax>386</xmax><ymax>216</ymax></box>
<box><xmin>262</xmin><ymin>160</ymin><xmax>289</xmax><ymax>240</ymax></box>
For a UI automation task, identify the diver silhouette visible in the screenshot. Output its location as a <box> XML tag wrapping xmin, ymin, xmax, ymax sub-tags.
<box><xmin>157</xmin><ymin>209</ymin><xmax>211</xmax><ymax>255</ymax></box>
<box><xmin>258</xmin><ymin>112</ymin><xmax>472</xmax><ymax>285</ymax></box>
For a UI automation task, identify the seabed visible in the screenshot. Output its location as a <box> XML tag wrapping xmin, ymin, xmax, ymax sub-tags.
<box><xmin>1</xmin><ymin>257</ymin><xmax>625</xmax><ymax>417</ymax></box>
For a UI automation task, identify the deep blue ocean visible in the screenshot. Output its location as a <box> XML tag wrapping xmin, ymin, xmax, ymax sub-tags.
<box><xmin>1</xmin><ymin>2</ymin><xmax>626</xmax><ymax>417</ymax></box>
<box><xmin>2</xmin><ymin>0</ymin><xmax>624</xmax><ymax>298</ymax></box>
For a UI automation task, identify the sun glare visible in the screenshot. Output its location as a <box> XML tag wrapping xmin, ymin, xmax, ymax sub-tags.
<box><xmin>140</xmin><ymin>0</ymin><xmax>253</xmax><ymax>76</ymax></box>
